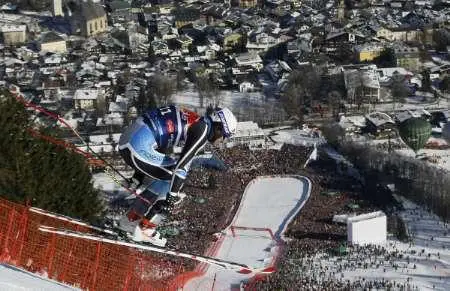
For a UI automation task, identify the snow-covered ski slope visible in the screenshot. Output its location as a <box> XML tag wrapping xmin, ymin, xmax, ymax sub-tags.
<box><xmin>185</xmin><ymin>175</ymin><xmax>311</xmax><ymax>290</ymax></box>
<box><xmin>0</xmin><ymin>264</ymin><xmax>80</xmax><ymax>291</ymax></box>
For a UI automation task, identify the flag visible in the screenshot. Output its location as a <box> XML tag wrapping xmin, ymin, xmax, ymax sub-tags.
<box><xmin>303</xmin><ymin>144</ymin><xmax>318</xmax><ymax>168</ymax></box>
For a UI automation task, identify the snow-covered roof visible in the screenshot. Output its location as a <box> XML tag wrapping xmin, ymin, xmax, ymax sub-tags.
<box><xmin>102</xmin><ymin>113</ymin><xmax>124</xmax><ymax>126</ymax></box>
<box><xmin>108</xmin><ymin>102</ymin><xmax>127</xmax><ymax>113</ymax></box>
<box><xmin>0</xmin><ymin>24</ymin><xmax>26</xmax><ymax>33</ymax></box>
<box><xmin>377</xmin><ymin>67</ymin><xmax>412</xmax><ymax>78</ymax></box>
<box><xmin>347</xmin><ymin>211</ymin><xmax>386</xmax><ymax>223</ymax></box>
<box><xmin>366</xmin><ymin>112</ymin><xmax>395</xmax><ymax>126</ymax></box>
<box><xmin>355</xmin><ymin>43</ymin><xmax>384</xmax><ymax>52</ymax></box>
<box><xmin>44</xmin><ymin>55</ymin><xmax>64</xmax><ymax>64</ymax></box>
<box><xmin>235</xmin><ymin>53</ymin><xmax>262</xmax><ymax>66</ymax></box>
<box><xmin>394</xmin><ymin>110</ymin><xmax>425</xmax><ymax>123</ymax></box>
<box><xmin>232</xmin><ymin>121</ymin><xmax>265</xmax><ymax>138</ymax></box>
<box><xmin>74</xmin><ymin>89</ymin><xmax>100</xmax><ymax>100</ymax></box>
<box><xmin>340</xmin><ymin>115</ymin><xmax>366</xmax><ymax>129</ymax></box>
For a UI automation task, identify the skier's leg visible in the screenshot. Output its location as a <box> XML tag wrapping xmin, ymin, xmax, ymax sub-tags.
<box><xmin>166</xmin><ymin>161</ymin><xmax>192</xmax><ymax>207</ymax></box>
<box><xmin>127</xmin><ymin>190</ymin><xmax>158</xmax><ymax>221</ymax></box>
<box><xmin>119</xmin><ymin>147</ymin><xmax>141</xmax><ymax>187</ymax></box>
<box><xmin>130</xmin><ymin>192</ymin><xmax>168</xmax><ymax>246</ymax></box>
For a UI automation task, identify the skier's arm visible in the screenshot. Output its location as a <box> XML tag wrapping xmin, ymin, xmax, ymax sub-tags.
<box><xmin>169</xmin><ymin>120</ymin><xmax>208</xmax><ymax>193</ymax></box>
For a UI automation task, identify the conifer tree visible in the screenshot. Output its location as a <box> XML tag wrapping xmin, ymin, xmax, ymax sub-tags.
<box><xmin>0</xmin><ymin>89</ymin><xmax>103</xmax><ymax>222</ymax></box>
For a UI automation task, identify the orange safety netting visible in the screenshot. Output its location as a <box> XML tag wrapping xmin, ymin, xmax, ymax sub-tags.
<box><xmin>0</xmin><ymin>198</ymin><xmax>201</xmax><ymax>291</ymax></box>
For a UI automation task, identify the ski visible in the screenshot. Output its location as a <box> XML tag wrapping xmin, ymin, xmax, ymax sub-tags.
<box><xmin>30</xmin><ymin>207</ymin><xmax>118</xmax><ymax>236</ymax></box>
<box><xmin>38</xmin><ymin>225</ymin><xmax>275</xmax><ymax>274</ymax></box>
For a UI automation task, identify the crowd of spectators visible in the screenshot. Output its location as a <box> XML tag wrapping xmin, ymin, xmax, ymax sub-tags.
<box><xmin>167</xmin><ymin>144</ymin><xmax>313</xmax><ymax>254</ymax></box>
<box><xmin>154</xmin><ymin>144</ymin><xmax>393</xmax><ymax>286</ymax></box>
<box><xmin>248</xmin><ymin>238</ymin><xmax>446</xmax><ymax>290</ymax></box>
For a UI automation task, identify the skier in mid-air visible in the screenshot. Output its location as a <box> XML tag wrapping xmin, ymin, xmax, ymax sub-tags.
<box><xmin>118</xmin><ymin>105</ymin><xmax>237</xmax><ymax>245</ymax></box>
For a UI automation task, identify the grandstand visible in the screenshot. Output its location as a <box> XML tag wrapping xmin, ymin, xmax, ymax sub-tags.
<box><xmin>226</xmin><ymin>121</ymin><xmax>266</xmax><ymax>148</ymax></box>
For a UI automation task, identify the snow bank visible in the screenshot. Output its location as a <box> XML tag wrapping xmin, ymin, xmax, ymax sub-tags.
<box><xmin>0</xmin><ymin>264</ymin><xmax>79</xmax><ymax>291</ymax></box>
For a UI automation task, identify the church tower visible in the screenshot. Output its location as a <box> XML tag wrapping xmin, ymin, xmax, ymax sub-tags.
<box><xmin>53</xmin><ymin>0</ymin><xmax>64</xmax><ymax>17</ymax></box>
<box><xmin>337</xmin><ymin>0</ymin><xmax>345</xmax><ymax>21</ymax></box>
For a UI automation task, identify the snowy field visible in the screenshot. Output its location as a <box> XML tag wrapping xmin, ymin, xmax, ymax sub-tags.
<box><xmin>92</xmin><ymin>171</ymin><xmax>132</xmax><ymax>196</ymax></box>
<box><xmin>185</xmin><ymin>175</ymin><xmax>311</xmax><ymax>290</ymax></box>
<box><xmin>395</xmin><ymin>145</ymin><xmax>450</xmax><ymax>172</ymax></box>
<box><xmin>267</xmin><ymin>128</ymin><xmax>326</xmax><ymax>147</ymax></box>
<box><xmin>371</xmin><ymin>98</ymin><xmax>450</xmax><ymax>113</ymax></box>
<box><xmin>173</xmin><ymin>87</ymin><xmax>267</xmax><ymax>111</ymax></box>
<box><xmin>351</xmin><ymin>134</ymin><xmax>450</xmax><ymax>172</ymax></box>
<box><xmin>305</xmin><ymin>196</ymin><xmax>450</xmax><ymax>291</ymax></box>
<box><xmin>0</xmin><ymin>264</ymin><xmax>79</xmax><ymax>291</ymax></box>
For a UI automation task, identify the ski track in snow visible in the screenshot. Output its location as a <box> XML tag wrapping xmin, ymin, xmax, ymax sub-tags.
<box><xmin>184</xmin><ymin>175</ymin><xmax>311</xmax><ymax>290</ymax></box>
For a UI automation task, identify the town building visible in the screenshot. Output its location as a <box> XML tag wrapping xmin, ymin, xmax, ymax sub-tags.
<box><xmin>343</xmin><ymin>65</ymin><xmax>380</xmax><ymax>104</ymax></box>
<box><xmin>238</xmin><ymin>0</ymin><xmax>258</xmax><ymax>8</ymax></box>
<box><xmin>376</xmin><ymin>27</ymin><xmax>425</xmax><ymax>43</ymax></box>
<box><xmin>364</xmin><ymin>112</ymin><xmax>396</xmax><ymax>137</ymax></box>
<box><xmin>355</xmin><ymin>43</ymin><xmax>385</xmax><ymax>62</ymax></box>
<box><xmin>69</xmin><ymin>0</ymin><xmax>108</xmax><ymax>37</ymax></box>
<box><xmin>173</xmin><ymin>6</ymin><xmax>200</xmax><ymax>28</ymax></box>
<box><xmin>73</xmin><ymin>89</ymin><xmax>103</xmax><ymax>110</ymax></box>
<box><xmin>39</xmin><ymin>32</ymin><xmax>67</xmax><ymax>53</ymax></box>
<box><xmin>223</xmin><ymin>33</ymin><xmax>245</xmax><ymax>52</ymax></box>
<box><xmin>0</xmin><ymin>24</ymin><xmax>26</xmax><ymax>45</ymax></box>
<box><xmin>226</xmin><ymin>121</ymin><xmax>266</xmax><ymax>148</ymax></box>
<box><xmin>394</xmin><ymin>47</ymin><xmax>420</xmax><ymax>71</ymax></box>
<box><xmin>53</xmin><ymin>0</ymin><xmax>64</xmax><ymax>17</ymax></box>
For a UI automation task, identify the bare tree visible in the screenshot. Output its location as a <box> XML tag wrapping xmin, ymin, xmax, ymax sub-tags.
<box><xmin>321</xmin><ymin>122</ymin><xmax>346</xmax><ymax>147</ymax></box>
<box><xmin>175</xmin><ymin>66</ymin><xmax>187</xmax><ymax>92</ymax></box>
<box><xmin>281</xmin><ymin>81</ymin><xmax>305</xmax><ymax>123</ymax></box>
<box><xmin>338</xmin><ymin>140</ymin><xmax>450</xmax><ymax>222</ymax></box>
<box><xmin>281</xmin><ymin>67</ymin><xmax>321</xmax><ymax>123</ymax></box>
<box><xmin>196</xmin><ymin>73</ymin><xmax>220</xmax><ymax>108</ymax></box>
<box><xmin>390</xmin><ymin>74</ymin><xmax>410</xmax><ymax>111</ymax></box>
<box><xmin>149</xmin><ymin>75</ymin><xmax>175</xmax><ymax>106</ymax></box>
<box><xmin>328</xmin><ymin>90</ymin><xmax>342</xmax><ymax>120</ymax></box>
<box><xmin>135</xmin><ymin>87</ymin><xmax>157</xmax><ymax>115</ymax></box>
<box><xmin>95</xmin><ymin>94</ymin><xmax>108</xmax><ymax>117</ymax></box>
<box><xmin>433</xmin><ymin>29</ymin><xmax>450</xmax><ymax>52</ymax></box>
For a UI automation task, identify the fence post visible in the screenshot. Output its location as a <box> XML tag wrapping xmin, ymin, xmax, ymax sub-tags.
<box><xmin>46</xmin><ymin>232</ymin><xmax>57</xmax><ymax>279</ymax></box>
<box><xmin>15</xmin><ymin>205</ymin><xmax>29</xmax><ymax>265</ymax></box>
<box><xmin>81</xmin><ymin>262</ymin><xmax>92</xmax><ymax>290</ymax></box>
<box><xmin>60</xmin><ymin>225</ymin><xmax>79</xmax><ymax>283</ymax></box>
<box><xmin>122</xmin><ymin>252</ymin><xmax>136</xmax><ymax>291</ymax></box>
<box><xmin>139</xmin><ymin>254</ymin><xmax>144</xmax><ymax>289</ymax></box>
<box><xmin>90</xmin><ymin>242</ymin><xmax>102</xmax><ymax>291</ymax></box>
<box><xmin>1</xmin><ymin>208</ymin><xmax>16</xmax><ymax>262</ymax></box>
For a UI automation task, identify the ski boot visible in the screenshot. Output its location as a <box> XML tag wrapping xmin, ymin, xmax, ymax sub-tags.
<box><xmin>131</xmin><ymin>218</ymin><xmax>167</xmax><ymax>247</ymax></box>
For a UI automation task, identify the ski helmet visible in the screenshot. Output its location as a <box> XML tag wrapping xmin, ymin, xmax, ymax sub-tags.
<box><xmin>211</xmin><ymin>107</ymin><xmax>237</xmax><ymax>138</ymax></box>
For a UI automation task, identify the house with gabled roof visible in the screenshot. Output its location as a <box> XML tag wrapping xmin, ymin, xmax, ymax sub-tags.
<box><xmin>173</xmin><ymin>6</ymin><xmax>201</xmax><ymax>28</ymax></box>
<box><xmin>68</xmin><ymin>0</ymin><xmax>108</xmax><ymax>37</ymax></box>
<box><xmin>73</xmin><ymin>88</ymin><xmax>103</xmax><ymax>110</ymax></box>
<box><xmin>38</xmin><ymin>32</ymin><xmax>67</xmax><ymax>53</ymax></box>
<box><xmin>343</xmin><ymin>65</ymin><xmax>381</xmax><ymax>104</ymax></box>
